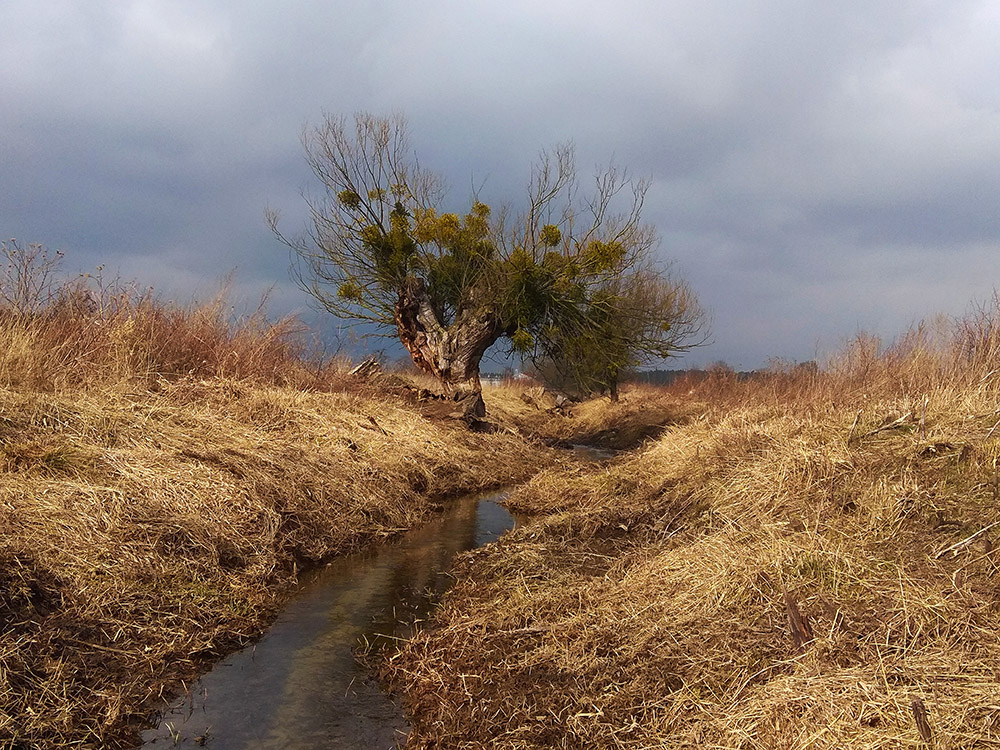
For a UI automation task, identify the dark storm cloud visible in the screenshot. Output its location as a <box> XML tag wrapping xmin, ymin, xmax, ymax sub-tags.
<box><xmin>3</xmin><ymin>0</ymin><xmax>1000</xmax><ymax>367</ymax></box>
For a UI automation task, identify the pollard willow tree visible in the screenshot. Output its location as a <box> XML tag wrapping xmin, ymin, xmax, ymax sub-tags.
<box><xmin>270</xmin><ymin>113</ymin><xmax>705</xmax><ymax>417</ymax></box>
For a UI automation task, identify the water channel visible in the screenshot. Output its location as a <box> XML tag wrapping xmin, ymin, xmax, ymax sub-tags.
<box><xmin>141</xmin><ymin>489</ymin><xmax>518</xmax><ymax>749</ymax></box>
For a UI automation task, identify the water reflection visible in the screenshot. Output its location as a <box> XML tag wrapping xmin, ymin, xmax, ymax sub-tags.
<box><xmin>142</xmin><ymin>490</ymin><xmax>515</xmax><ymax>749</ymax></box>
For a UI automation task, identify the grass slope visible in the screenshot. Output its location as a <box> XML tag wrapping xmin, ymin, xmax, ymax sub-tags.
<box><xmin>386</xmin><ymin>333</ymin><xmax>1000</xmax><ymax>748</ymax></box>
<box><xmin>0</xmin><ymin>273</ymin><xmax>629</xmax><ymax>748</ymax></box>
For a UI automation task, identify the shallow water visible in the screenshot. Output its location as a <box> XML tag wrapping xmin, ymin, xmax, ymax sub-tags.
<box><xmin>566</xmin><ymin>443</ymin><xmax>616</xmax><ymax>462</ymax></box>
<box><xmin>141</xmin><ymin>490</ymin><xmax>516</xmax><ymax>749</ymax></box>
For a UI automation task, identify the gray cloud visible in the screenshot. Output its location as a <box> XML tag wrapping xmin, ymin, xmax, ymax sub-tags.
<box><xmin>3</xmin><ymin>0</ymin><xmax>1000</xmax><ymax>369</ymax></box>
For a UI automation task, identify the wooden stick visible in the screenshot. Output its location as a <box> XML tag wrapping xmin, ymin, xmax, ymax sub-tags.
<box><xmin>934</xmin><ymin>521</ymin><xmax>1000</xmax><ymax>559</ymax></box>
<box><xmin>362</xmin><ymin>415</ymin><xmax>389</xmax><ymax>436</ymax></box>
<box><xmin>783</xmin><ymin>590</ymin><xmax>813</xmax><ymax>652</ymax></box>
<box><xmin>847</xmin><ymin>409</ymin><xmax>862</xmax><ymax>445</ymax></box>
<box><xmin>862</xmin><ymin>412</ymin><xmax>913</xmax><ymax>439</ymax></box>
<box><xmin>985</xmin><ymin>417</ymin><xmax>1000</xmax><ymax>441</ymax></box>
<box><xmin>910</xmin><ymin>697</ymin><xmax>933</xmax><ymax>748</ymax></box>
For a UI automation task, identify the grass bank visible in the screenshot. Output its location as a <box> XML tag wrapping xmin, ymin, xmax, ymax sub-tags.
<box><xmin>384</xmin><ymin>318</ymin><xmax>1000</xmax><ymax>748</ymax></box>
<box><xmin>489</xmin><ymin>382</ymin><xmax>687</xmax><ymax>450</ymax></box>
<box><xmin>1</xmin><ymin>378</ymin><xmax>565</xmax><ymax>748</ymax></box>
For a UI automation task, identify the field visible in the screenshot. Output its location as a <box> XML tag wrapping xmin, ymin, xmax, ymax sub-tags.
<box><xmin>3</xmin><ymin>257</ymin><xmax>1000</xmax><ymax>747</ymax></box>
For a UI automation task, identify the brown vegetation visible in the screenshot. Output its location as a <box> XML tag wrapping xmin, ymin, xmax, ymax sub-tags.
<box><xmin>383</xmin><ymin>306</ymin><xmax>1000</xmax><ymax>748</ymax></box>
<box><xmin>17</xmin><ymin>240</ymin><xmax>1000</xmax><ymax>749</ymax></box>
<box><xmin>484</xmin><ymin>381</ymin><xmax>693</xmax><ymax>450</ymax></box>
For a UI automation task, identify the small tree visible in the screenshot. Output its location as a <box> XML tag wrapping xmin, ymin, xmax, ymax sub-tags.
<box><xmin>0</xmin><ymin>240</ymin><xmax>64</xmax><ymax>316</ymax></box>
<box><xmin>533</xmin><ymin>268</ymin><xmax>705</xmax><ymax>400</ymax></box>
<box><xmin>270</xmin><ymin>113</ymin><xmax>705</xmax><ymax>417</ymax></box>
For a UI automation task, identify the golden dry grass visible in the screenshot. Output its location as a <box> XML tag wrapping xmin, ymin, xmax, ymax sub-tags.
<box><xmin>384</xmin><ymin>313</ymin><xmax>1000</xmax><ymax>749</ymax></box>
<box><xmin>16</xmin><ymin>247</ymin><xmax>1000</xmax><ymax>748</ymax></box>
<box><xmin>484</xmin><ymin>381</ymin><xmax>694</xmax><ymax>449</ymax></box>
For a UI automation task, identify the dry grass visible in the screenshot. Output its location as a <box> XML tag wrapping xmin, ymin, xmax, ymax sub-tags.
<box><xmin>20</xmin><ymin>244</ymin><xmax>1000</xmax><ymax>748</ymax></box>
<box><xmin>383</xmin><ymin>305</ymin><xmax>1000</xmax><ymax>749</ymax></box>
<box><xmin>484</xmin><ymin>382</ymin><xmax>694</xmax><ymax>449</ymax></box>
<box><xmin>0</xmin><ymin>246</ymin><xmax>692</xmax><ymax>747</ymax></box>
<box><xmin>0</xmin><ymin>271</ymin><xmax>347</xmax><ymax>393</ymax></box>
<box><xmin>0</xmin><ymin>267</ymin><xmax>567</xmax><ymax>747</ymax></box>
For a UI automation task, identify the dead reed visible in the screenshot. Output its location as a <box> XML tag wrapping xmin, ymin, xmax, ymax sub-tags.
<box><xmin>0</xmin><ymin>291</ymin><xmax>328</xmax><ymax>394</ymax></box>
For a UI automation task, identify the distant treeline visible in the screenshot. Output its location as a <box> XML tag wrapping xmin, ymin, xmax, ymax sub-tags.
<box><xmin>627</xmin><ymin>368</ymin><xmax>756</xmax><ymax>386</ymax></box>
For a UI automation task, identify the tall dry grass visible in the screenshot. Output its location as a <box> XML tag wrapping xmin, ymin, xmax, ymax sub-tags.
<box><xmin>674</xmin><ymin>297</ymin><xmax>1000</xmax><ymax>409</ymax></box>
<box><xmin>0</xmin><ymin>280</ymin><xmax>340</xmax><ymax>393</ymax></box>
<box><xmin>384</xmin><ymin>302</ymin><xmax>1000</xmax><ymax>749</ymax></box>
<box><xmin>0</xmin><ymin>240</ymin><xmax>362</xmax><ymax>393</ymax></box>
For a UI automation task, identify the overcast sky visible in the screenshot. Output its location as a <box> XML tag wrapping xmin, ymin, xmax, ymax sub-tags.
<box><xmin>3</xmin><ymin>1</ymin><xmax>1000</xmax><ymax>369</ymax></box>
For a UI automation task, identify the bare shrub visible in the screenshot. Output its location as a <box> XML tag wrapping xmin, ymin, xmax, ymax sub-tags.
<box><xmin>0</xmin><ymin>239</ymin><xmax>63</xmax><ymax>315</ymax></box>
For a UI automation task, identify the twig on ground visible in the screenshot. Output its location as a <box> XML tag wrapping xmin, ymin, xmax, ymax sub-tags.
<box><xmin>934</xmin><ymin>521</ymin><xmax>1000</xmax><ymax>559</ymax></box>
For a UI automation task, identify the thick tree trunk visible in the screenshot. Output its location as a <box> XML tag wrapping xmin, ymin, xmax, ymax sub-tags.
<box><xmin>394</xmin><ymin>277</ymin><xmax>504</xmax><ymax>419</ymax></box>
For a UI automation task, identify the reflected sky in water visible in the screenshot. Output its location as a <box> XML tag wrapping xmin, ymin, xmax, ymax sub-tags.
<box><xmin>142</xmin><ymin>490</ymin><xmax>514</xmax><ymax>750</ymax></box>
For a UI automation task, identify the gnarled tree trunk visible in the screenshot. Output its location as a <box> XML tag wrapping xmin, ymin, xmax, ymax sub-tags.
<box><xmin>395</xmin><ymin>277</ymin><xmax>504</xmax><ymax>419</ymax></box>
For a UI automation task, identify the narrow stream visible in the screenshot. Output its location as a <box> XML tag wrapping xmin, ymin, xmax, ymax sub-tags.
<box><xmin>141</xmin><ymin>489</ymin><xmax>517</xmax><ymax>749</ymax></box>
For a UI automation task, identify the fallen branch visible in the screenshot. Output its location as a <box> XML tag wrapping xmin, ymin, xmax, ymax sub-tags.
<box><xmin>360</xmin><ymin>415</ymin><xmax>389</xmax><ymax>436</ymax></box>
<box><xmin>862</xmin><ymin>412</ymin><xmax>913</xmax><ymax>439</ymax></box>
<box><xmin>934</xmin><ymin>521</ymin><xmax>1000</xmax><ymax>559</ymax></box>
<box><xmin>910</xmin><ymin>697</ymin><xmax>934</xmax><ymax>748</ymax></box>
<box><xmin>846</xmin><ymin>409</ymin><xmax>862</xmax><ymax>445</ymax></box>
<box><xmin>985</xmin><ymin>417</ymin><xmax>1000</xmax><ymax>441</ymax></box>
<box><xmin>350</xmin><ymin>357</ymin><xmax>382</xmax><ymax>379</ymax></box>
<box><xmin>783</xmin><ymin>590</ymin><xmax>814</xmax><ymax>652</ymax></box>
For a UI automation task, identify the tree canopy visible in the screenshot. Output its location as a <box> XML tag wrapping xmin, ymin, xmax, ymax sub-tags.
<box><xmin>270</xmin><ymin>112</ymin><xmax>706</xmax><ymax>415</ymax></box>
<box><xmin>533</xmin><ymin>269</ymin><xmax>705</xmax><ymax>399</ymax></box>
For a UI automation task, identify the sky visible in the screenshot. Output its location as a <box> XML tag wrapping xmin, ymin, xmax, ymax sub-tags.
<box><xmin>3</xmin><ymin>0</ymin><xmax>1000</xmax><ymax>370</ymax></box>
